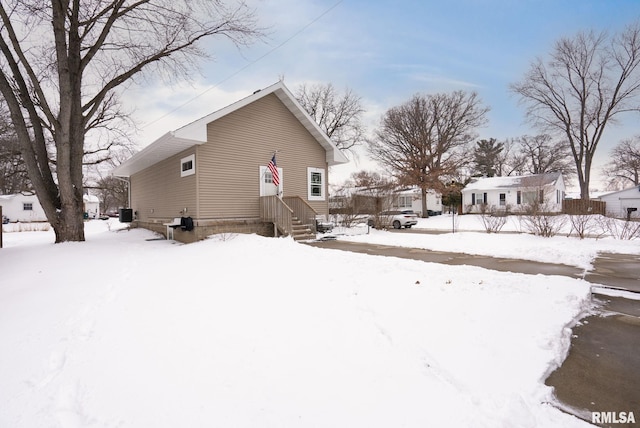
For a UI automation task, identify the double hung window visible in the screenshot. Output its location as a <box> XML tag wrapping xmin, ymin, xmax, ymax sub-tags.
<box><xmin>308</xmin><ymin>167</ymin><xmax>325</xmax><ymax>201</ymax></box>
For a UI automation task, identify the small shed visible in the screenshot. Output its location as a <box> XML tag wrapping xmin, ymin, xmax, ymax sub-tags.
<box><xmin>83</xmin><ymin>194</ymin><xmax>101</xmax><ymax>219</ymax></box>
<box><xmin>597</xmin><ymin>185</ymin><xmax>640</xmax><ymax>218</ymax></box>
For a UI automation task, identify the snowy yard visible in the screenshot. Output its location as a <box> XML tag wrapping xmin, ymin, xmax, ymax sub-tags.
<box><xmin>331</xmin><ymin>214</ymin><xmax>640</xmax><ymax>270</ymax></box>
<box><xmin>0</xmin><ymin>218</ymin><xmax>618</xmax><ymax>427</ymax></box>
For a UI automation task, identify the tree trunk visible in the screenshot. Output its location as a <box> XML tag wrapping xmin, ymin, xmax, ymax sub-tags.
<box><xmin>51</xmin><ymin>135</ymin><xmax>86</xmax><ymax>243</ymax></box>
<box><xmin>421</xmin><ymin>187</ymin><xmax>429</xmax><ymax>218</ymax></box>
<box><xmin>50</xmin><ymin>2</ymin><xmax>86</xmax><ymax>243</ymax></box>
<box><xmin>52</xmin><ymin>115</ymin><xmax>86</xmax><ymax>243</ymax></box>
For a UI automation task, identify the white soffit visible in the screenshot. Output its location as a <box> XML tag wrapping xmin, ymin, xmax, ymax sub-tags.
<box><xmin>112</xmin><ymin>132</ymin><xmax>205</xmax><ymax>177</ymax></box>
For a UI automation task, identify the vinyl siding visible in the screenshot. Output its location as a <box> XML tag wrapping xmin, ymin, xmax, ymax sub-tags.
<box><xmin>130</xmin><ymin>149</ymin><xmax>198</xmax><ymax>222</ymax></box>
<box><xmin>599</xmin><ymin>187</ymin><xmax>640</xmax><ymax>217</ymax></box>
<box><xmin>130</xmin><ymin>93</ymin><xmax>331</xmax><ymax>223</ymax></box>
<box><xmin>197</xmin><ymin>93</ymin><xmax>329</xmax><ymax>219</ymax></box>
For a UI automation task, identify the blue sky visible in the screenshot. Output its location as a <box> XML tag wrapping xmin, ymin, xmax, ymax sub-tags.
<box><xmin>126</xmin><ymin>0</ymin><xmax>640</xmax><ymax>189</ymax></box>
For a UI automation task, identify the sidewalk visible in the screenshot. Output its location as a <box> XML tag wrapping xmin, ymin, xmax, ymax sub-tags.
<box><xmin>306</xmin><ymin>241</ymin><xmax>640</xmax><ymax>427</ymax></box>
<box><xmin>548</xmin><ymin>253</ymin><xmax>640</xmax><ymax>427</ymax></box>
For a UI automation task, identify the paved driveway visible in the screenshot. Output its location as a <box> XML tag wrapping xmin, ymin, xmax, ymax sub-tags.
<box><xmin>306</xmin><ymin>240</ymin><xmax>640</xmax><ymax>427</ymax></box>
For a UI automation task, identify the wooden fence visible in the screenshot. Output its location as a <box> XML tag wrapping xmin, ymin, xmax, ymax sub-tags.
<box><xmin>562</xmin><ymin>199</ymin><xmax>606</xmax><ymax>215</ymax></box>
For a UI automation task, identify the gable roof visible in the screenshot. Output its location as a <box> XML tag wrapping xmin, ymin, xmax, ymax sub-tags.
<box><xmin>597</xmin><ymin>185</ymin><xmax>640</xmax><ymax>199</ymax></box>
<box><xmin>112</xmin><ymin>81</ymin><xmax>349</xmax><ymax>177</ymax></box>
<box><xmin>463</xmin><ymin>172</ymin><xmax>563</xmax><ymax>191</ymax></box>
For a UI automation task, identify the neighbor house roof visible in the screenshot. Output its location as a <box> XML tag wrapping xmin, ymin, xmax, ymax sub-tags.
<box><xmin>595</xmin><ymin>185</ymin><xmax>640</xmax><ymax>199</ymax></box>
<box><xmin>463</xmin><ymin>172</ymin><xmax>563</xmax><ymax>191</ymax></box>
<box><xmin>112</xmin><ymin>81</ymin><xmax>349</xmax><ymax>177</ymax></box>
<box><xmin>0</xmin><ymin>193</ymin><xmax>37</xmax><ymax>200</ymax></box>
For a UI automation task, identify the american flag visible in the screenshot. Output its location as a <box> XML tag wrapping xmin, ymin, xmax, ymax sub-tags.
<box><xmin>267</xmin><ymin>154</ymin><xmax>280</xmax><ymax>186</ymax></box>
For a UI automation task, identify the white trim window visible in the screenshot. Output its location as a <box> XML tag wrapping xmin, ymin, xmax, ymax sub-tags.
<box><xmin>522</xmin><ymin>190</ymin><xmax>538</xmax><ymax>205</ymax></box>
<box><xmin>23</xmin><ymin>202</ymin><xmax>33</xmax><ymax>211</ymax></box>
<box><xmin>307</xmin><ymin>167</ymin><xmax>325</xmax><ymax>201</ymax></box>
<box><xmin>180</xmin><ymin>154</ymin><xmax>195</xmax><ymax>177</ymax></box>
<box><xmin>398</xmin><ymin>195</ymin><xmax>412</xmax><ymax>209</ymax></box>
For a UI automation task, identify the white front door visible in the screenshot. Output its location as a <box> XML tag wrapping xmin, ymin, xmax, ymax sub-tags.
<box><xmin>259</xmin><ymin>165</ymin><xmax>283</xmax><ymax>196</ymax></box>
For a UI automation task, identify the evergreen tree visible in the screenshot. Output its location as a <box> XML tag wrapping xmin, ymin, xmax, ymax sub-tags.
<box><xmin>472</xmin><ymin>138</ymin><xmax>504</xmax><ymax>177</ymax></box>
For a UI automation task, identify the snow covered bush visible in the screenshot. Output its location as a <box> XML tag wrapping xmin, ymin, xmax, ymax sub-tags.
<box><xmin>568</xmin><ymin>214</ymin><xmax>606</xmax><ymax>239</ymax></box>
<box><xmin>598</xmin><ymin>216</ymin><xmax>640</xmax><ymax>240</ymax></box>
<box><xmin>479</xmin><ymin>208</ymin><xmax>508</xmax><ymax>233</ymax></box>
<box><xmin>518</xmin><ymin>203</ymin><xmax>567</xmax><ymax>237</ymax></box>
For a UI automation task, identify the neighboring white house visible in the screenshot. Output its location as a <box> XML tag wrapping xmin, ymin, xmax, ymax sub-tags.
<box><xmin>0</xmin><ymin>193</ymin><xmax>47</xmax><ymax>222</ymax></box>
<box><xmin>597</xmin><ymin>185</ymin><xmax>640</xmax><ymax>218</ymax></box>
<box><xmin>462</xmin><ymin>172</ymin><xmax>566</xmax><ymax>214</ymax></box>
<box><xmin>0</xmin><ymin>193</ymin><xmax>101</xmax><ymax>222</ymax></box>
<box><xmin>393</xmin><ymin>187</ymin><xmax>443</xmax><ymax>216</ymax></box>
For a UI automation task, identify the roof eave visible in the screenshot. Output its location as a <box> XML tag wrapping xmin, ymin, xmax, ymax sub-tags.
<box><xmin>113</xmin><ymin>81</ymin><xmax>349</xmax><ymax>177</ymax></box>
<box><xmin>112</xmin><ymin>132</ymin><xmax>205</xmax><ymax>177</ymax></box>
<box><xmin>271</xmin><ymin>84</ymin><xmax>348</xmax><ymax>166</ymax></box>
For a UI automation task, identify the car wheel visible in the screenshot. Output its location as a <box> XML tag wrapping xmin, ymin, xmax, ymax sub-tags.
<box><xmin>393</xmin><ymin>220</ymin><xmax>401</xmax><ymax>229</ymax></box>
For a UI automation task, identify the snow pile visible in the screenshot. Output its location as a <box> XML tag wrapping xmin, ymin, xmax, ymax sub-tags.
<box><xmin>0</xmin><ymin>221</ymin><xmax>593</xmax><ymax>427</ymax></box>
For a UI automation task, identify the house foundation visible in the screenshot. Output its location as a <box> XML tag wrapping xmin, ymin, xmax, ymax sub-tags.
<box><xmin>133</xmin><ymin>218</ymin><xmax>275</xmax><ymax>243</ymax></box>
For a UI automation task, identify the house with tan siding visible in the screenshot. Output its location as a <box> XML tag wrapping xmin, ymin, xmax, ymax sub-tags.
<box><xmin>112</xmin><ymin>81</ymin><xmax>348</xmax><ymax>243</ymax></box>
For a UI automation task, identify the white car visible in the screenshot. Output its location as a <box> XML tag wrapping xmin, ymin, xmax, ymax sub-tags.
<box><xmin>368</xmin><ymin>210</ymin><xmax>418</xmax><ymax>229</ymax></box>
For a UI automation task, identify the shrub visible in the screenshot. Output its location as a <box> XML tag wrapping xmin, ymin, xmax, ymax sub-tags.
<box><xmin>518</xmin><ymin>202</ymin><xmax>566</xmax><ymax>237</ymax></box>
<box><xmin>598</xmin><ymin>216</ymin><xmax>640</xmax><ymax>240</ymax></box>
<box><xmin>479</xmin><ymin>206</ymin><xmax>508</xmax><ymax>233</ymax></box>
<box><xmin>568</xmin><ymin>214</ymin><xmax>606</xmax><ymax>239</ymax></box>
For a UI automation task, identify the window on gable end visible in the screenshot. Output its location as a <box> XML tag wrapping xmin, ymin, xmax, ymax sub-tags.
<box><xmin>181</xmin><ymin>154</ymin><xmax>195</xmax><ymax>177</ymax></box>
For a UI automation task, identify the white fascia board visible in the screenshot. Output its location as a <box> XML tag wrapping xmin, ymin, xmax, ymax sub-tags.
<box><xmin>271</xmin><ymin>83</ymin><xmax>348</xmax><ymax>166</ymax></box>
<box><xmin>113</xmin><ymin>81</ymin><xmax>349</xmax><ymax>177</ymax></box>
<box><xmin>112</xmin><ymin>132</ymin><xmax>205</xmax><ymax>177</ymax></box>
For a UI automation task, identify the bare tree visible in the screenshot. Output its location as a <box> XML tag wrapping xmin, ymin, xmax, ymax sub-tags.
<box><xmin>0</xmin><ymin>137</ymin><xmax>30</xmax><ymax>194</ymax></box>
<box><xmin>0</xmin><ymin>1</ymin><xmax>262</xmax><ymax>243</ymax></box>
<box><xmin>369</xmin><ymin>91</ymin><xmax>489</xmax><ymax>217</ymax></box>
<box><xmin>85</xmin><ymin>146</ymin><xmax>137</xmax><ymax>214</ymax></box>
<box><xmin>602</xmin><ymin>136</ymin><xmax>640</xmax><ymax>188</ymax></box>
<box><xmin>511</xmin><ymin>23</ymin><xmax>640</xmax><ymax>200</ymax></box>
<box><xmin>93</xmin><ymin>175</ymin><xmax>129</xmax><ymax>215</ymax></box>
<box><xmin>296</xmin><ymin>83</ymin><xmax>365</xmax><ymax>155</ymax></box>
<box><xmin>512</xmin><ymin>134</ymin><xmax>574</xmax><ymax>177</ymax></box>
<box><xmin>330</xmin><ymin>170</ymin><xmax>394</xmax><ymax>227</ymax></box>
<box><xmin>0</xmin><ymin>102</ymin><xmax>31</xmax><ymax>194</ymax></box>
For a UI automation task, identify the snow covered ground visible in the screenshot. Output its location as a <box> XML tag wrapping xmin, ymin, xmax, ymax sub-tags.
<box><xmin>330</xmin><ymin>214</ymin><xmax>640</xmax><ymax>271</ymax></box>
<box><xmin>0</xmin><ymin>218</ymin><xmax>616</xmax><ymax>427</ymax></box>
